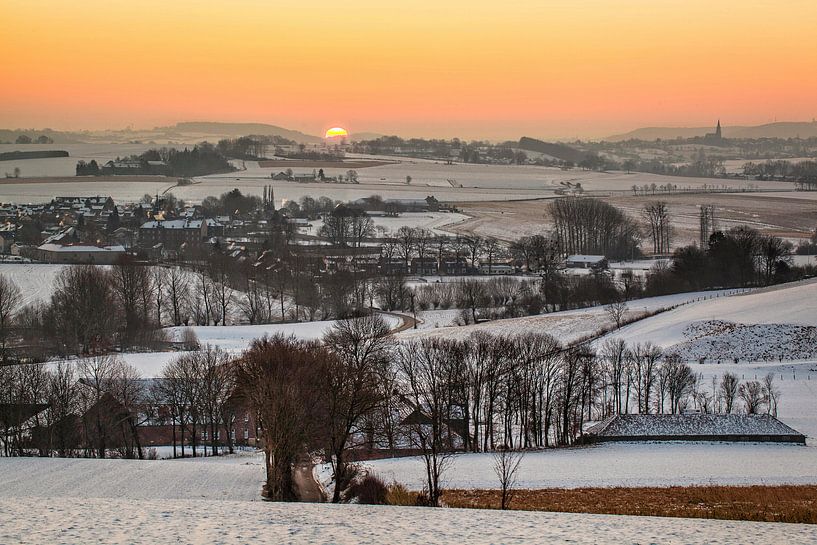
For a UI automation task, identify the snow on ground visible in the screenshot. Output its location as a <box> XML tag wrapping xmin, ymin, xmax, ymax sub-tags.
<box><xmin>167</xmin><ymin>315</ymin><xmax>402</xmax><ymax>351</ymax></box>
<box><xmin>695</xmin><ymin>359</ymin><xmax>817</xmax><ymax>439</ymax></box>
<box><xmin>5</xmin><ymin>496</ymin><xmax>815</xmax><ymax>545</ymax></box>
<box><xmin>600</xmin><ymin>278</ymin><xmax>817</xmax><ymax>360</ymax></box>
<box><xmin>0</xmin><ymin>263</ymin><xmax>68</xmax><ymax>309</ymax></box>
<box><xmin>671</xmin><ymin>321</ymin><xmax>817</xmax><ymax>362</ymax></box>
<box><xmin>86</xmin><ymin>315</ymin><xmax>405</xmax><ymax>378</ymax></box>
<box><xmin>400</xmin><ymin>289</ymin><xmax>742</xmax><ymax>342</ymax></box>
<box><xmin>0</xmin><ymin>455</ymin><xmax>264</xmax><ymax>501</ymax></box>
<box><xmin>306</xmin><ymin>211</ymin><xmax>471</xmax><ymax>237</ymax></box>
<box><xmin>365</xmin><ymin>441</ymin><xmax>817</xmax><ymax>491</ymax></box>
<box><xmin>118</xmin><ymin>351</ymin><xmax>179</xmax><ymax>377</ymax></box>
<box><xmin>414</xmin><ymin>309</ymin><xmax>465</xmax><ymax>329</ymax></box>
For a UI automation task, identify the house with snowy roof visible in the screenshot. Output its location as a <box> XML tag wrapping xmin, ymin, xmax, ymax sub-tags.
<box><xmin>584</xmin><ymin>414</ymin><xmax>805</xmax><ymax>444</ymax></box>
<box><xmin>565</xmin><ymin>254</ymin><xmax>608</xmax><ymax>269</ymax></box>
<box><xmin>138</xmin><ymin>218</ymin><xmax>222</xmax><ymax>250</ymax></box>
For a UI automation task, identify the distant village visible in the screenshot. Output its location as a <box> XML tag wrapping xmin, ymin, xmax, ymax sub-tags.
<box><xmin>0</xmin><ymin>190</ymin><xmax>539</xmax><ymax>276</ymax></box>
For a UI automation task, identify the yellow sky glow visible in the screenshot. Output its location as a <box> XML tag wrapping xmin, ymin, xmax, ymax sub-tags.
<box><xmin>2</xmin><ymin>0</ymin><xmax>816</xmax><ymax>139</ymax></box>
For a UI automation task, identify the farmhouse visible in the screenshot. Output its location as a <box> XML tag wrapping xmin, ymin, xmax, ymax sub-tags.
<box><xmin>31</xmin><ymin>243</ymin><xmax>126</xmax><ymax>264</ymax></box>
<box><xmin>584</xmin><ymin>414</ymin><xmax>806</xmax><ymax>444</ymax></box>
<box><xmin>139</xmin><ymin>218</ymin><xmax>222</xmax><ymax>250</ymax></box>
<box><xmin>566</xmin><ymin>254</ymin><xmax>608</xmax><ymax>269</ymax></box>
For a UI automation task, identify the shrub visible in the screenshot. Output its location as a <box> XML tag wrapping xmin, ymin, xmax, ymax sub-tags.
<box><xmin>181</xmin><ymin>327</ymin><xmax>200</xmax><ymax>350</ymax></box>
<box><xmin>347</xmin><ymin>474</ymin><xmax>389</xmax><ymax>505</ymax></box>
<box><xmin>386</xmin><ymin>482</ymin><xmax>418</xmax><ymax>506</ymax></box>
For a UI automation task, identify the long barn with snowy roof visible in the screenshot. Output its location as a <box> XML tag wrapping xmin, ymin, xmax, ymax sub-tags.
<box><xmin>584</xmin><ymin>414</ymin><xmax>805</xmax><ymax>444</ymax></box>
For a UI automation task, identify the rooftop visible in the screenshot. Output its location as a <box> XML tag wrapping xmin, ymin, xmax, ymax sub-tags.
<box><xmin>585</xmin><ymin>414</ymin><xmax>805</xmax><ymax>443</ymax></box>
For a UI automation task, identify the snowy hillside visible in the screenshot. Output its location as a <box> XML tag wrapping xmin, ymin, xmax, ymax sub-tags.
<box><xmin>672</xmin><ymin>321</ymin><xmax>817</xmax><ymax>362</ymax></box>
<box><xmin>602</xmin><ymin>279</ymin><xmax>817</xmax><ymax>362</ymax></box>
<box><xmin>400</xmin><ymin>289</ymin><xmax>742</xmax><ymax>342</ymax></box>
<box><xmin>0</xmin><ymin>263</ymin><xmax>69</xmax><ymax>309</ymax></box>
<box><xmin>3</xmin><ymin>496</ymin><xmax>816</xmax><ymax>545</ymax></box>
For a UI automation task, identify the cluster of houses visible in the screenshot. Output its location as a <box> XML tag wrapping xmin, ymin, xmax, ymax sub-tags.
<box><xmin>0</xmin><ymin>192</ymin><xmax>614</xmax><ymax>281</ymax></box>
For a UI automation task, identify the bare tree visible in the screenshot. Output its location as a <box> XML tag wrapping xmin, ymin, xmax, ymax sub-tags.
<box><xmin>321</xmin><ymin>315</ymin><xmax>393</xmax><ymax>502</ymax></box>
<box><xmin>483</xmin><ymin>237</ymin><xmax>502</xmax><ymax>274</ymax></box>
<box><xmin>463</xmin><ymin>235</ymin><xmax>484</xmax><ymax>268</ymax></box>
<box><xmin>395</xmin><ymin>339</ymin><xmax>457</xmax><ymax>506</ymax></box>
<box><xmin>719</xmin><ymin>372</ymin><xmax>739</xmax><ymax>414</ymax></box>
<box><xmin>235</xmin><ymin>335</ymin><xmax>327</xmax><ymax>501</ymax></box>
<box><xmin>642</xmin><ymin>201</ymin><xmax>672</xmax><ymax>254</ymax></box>
<box><xmin>0</xmin><ymin>274</ymin><xmax>21</xmax><ymax>359</ymax></box>
<box><xmin>49</xmin><ymin>265</ymin><xmax>116</xmax><ymax>354</ymax></box>
<box><xmin>493</xmin><ymin>448</ymin><xmax>524</xmax><ymax>510</ymax></box>
<box><xmin>604</xmin><ymin>300</ymin><xmax>628</xmax><ymax>329</ymax></box>
<box><xmin>762</xmin><ymin>373</ymin><xmax>781</xmax><ymax>417</ymax></box>
<box><xmin>165</xmin><ymin>267</ymin><xmax>190</xmax><ymax>326</ymax></box>
<box><xmin>77</xmin><ymin>354</ymin><xmax>118</xmax><ymax>458</ymax></box>
<box><xmin>738</xmin><ymin>380</ymin><xmax>765</xmax><ymax>414</ymax></box>
<box><xmin>395</xmin><ymin>226</ymin><xmax>416</xmax><ymax>271</ymax></box>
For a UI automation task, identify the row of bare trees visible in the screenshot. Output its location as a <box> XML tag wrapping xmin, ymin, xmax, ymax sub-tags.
<box><xmin>1</xmin><ymin>347</ymin><xmax>241</xmax><ymax>460</ymax></box>
<box><xmin>155</xmin><ymin>346</ymin><xmax>236</xmax><ymax>459</ymax></box>
<box><xmin>0</xmin><ymin>356</ymin><xmax>144</xmax><ymax>458</ymax></box>
<box><xmin>598</xmin><ymin>339</ymin><xmax>782</xmax><ymax>417</ymax></box>
<box><xmin>549</xmin><ymin>197</ymin><xmax>641</xmax><ymax>260</ymax></box>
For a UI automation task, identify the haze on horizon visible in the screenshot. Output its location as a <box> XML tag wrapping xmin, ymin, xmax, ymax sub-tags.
<box><xmin>2</xmin><ymin>0</ymin><xmax>816</xmax><ymax>140</ymax></box>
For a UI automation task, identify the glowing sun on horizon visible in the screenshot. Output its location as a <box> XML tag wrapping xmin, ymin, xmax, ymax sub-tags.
<box><xmin>325</xmin><ymin>127</ymin><xmax>349</xmax><ymax>139</ymax></box>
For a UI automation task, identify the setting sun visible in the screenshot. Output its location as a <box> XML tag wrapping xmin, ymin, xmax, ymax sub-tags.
<box><xmin>325</xmin><ymin>127</ymin><xmax>349</xmax><ymax>139</ymax></box>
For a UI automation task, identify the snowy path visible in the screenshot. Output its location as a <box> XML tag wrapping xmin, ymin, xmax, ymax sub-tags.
<box><xmin>2</xmin><ymin>496</ymin><xmax>815</xmax><ymax>545</ymax></box>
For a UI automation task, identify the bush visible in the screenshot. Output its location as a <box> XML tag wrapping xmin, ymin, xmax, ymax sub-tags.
<box><xmin>181</xmin><ymin>327</ymin><xmax>200</xmax><ymax>350</ymax></box>
<box><xmin>347</xmin><ymin>474</ymin><xmax>389</xmax><ymax>505</ymax></box>
<box><xmin>386</xmin><ymin>482</ymin><xmax>420</xmax><ymax>506</ymax></box>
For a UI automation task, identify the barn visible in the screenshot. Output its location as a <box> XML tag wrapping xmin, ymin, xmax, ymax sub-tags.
<box><xmin>584</xmin><ymin>414</ymin><xmax>805</xmax><ymax>444</ymax></box>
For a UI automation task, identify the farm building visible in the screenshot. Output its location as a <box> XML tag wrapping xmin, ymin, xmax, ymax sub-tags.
<box><xmin>30</xmin><ymin>243</ymin><xmax>126</xmax><ymax>264</ymax></box>
<box><xmin>565</xmin><ymin>254</ymin><xmax>608</xmax><ymax>269</ymax></box>
<box><xmin>584</xmin><ymin>414</ymin><xmax>805</xmax><ymax>444</ymax></box>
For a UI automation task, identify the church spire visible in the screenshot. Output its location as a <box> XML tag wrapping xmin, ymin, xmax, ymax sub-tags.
<box><xmin>715</xmin><ymin>119</ymin><xmax>722</xmax><ymax>138</ymax></box>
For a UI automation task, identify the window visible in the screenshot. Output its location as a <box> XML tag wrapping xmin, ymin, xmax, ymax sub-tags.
<box><xmin>244</xmin><ymin>429</ymin><xmax>249</xmax><ymax>440</ymax></box>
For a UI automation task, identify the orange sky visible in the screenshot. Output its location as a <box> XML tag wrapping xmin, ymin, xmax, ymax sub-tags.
<box><xmin>2</xmin><ymin>0</ymin><xmax>816</xmax><ymax>139</ymax></box>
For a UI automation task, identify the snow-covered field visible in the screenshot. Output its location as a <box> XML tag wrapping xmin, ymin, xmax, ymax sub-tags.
<box><xmin>365</xmin><ymin>441</ymin><xmax>817</xmax><ymax>490</ymax></box>
<box><xmin>0</xmin><ymin>263</ymin><xmax>68</xmax><ymax>309</ymax></box>
<box><xmin>69</xmin><ymin>316</ymin><xmax>405</xmax><ymax>378</ymax></box>
<box><xmin>400</xmin><ymin>289</ymin><xmax>743</xmax><ymax>342</ymax></box>
<box><xmin>0</xmin><ymin>455</ymin><xmax>264</xmax><ymax>501</ymax></box>
<box><xmin>305</xmin><ymin>211</ymin><xmax>470</xmax><ymax>237</ymax></box>
<box><xmin>1</xmin><ymin>148</ymin><xmax>798</xmax><ymax>205</ymax></box>
<box><xmin>165</xmin><ymin>318</ymin><xmax>405</xmax><ymax>352</ymax></box>
<box><xmin>600</xmin><ymin>278</ymin><xmax>817</xmax><ymax>361</ymax></box>
<box><xmin>4</xmin><ymin>496</ymin><xmax>815</xmax><ymax>545</ymax></box>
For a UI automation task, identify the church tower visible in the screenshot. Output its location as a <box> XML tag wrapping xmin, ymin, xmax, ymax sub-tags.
<box><xmin>715</xmin><ymin>120</ymin><xmax>722</xmax><ymax>139</ymax></box>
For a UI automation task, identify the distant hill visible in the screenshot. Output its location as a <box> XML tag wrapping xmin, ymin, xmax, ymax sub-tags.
<box><xmin>606</xmin><ymin>121</ymin><xmax>817</xmax><ymax>141</ymax></box>
<box><xmin>517</xmin><ymin>137</ymin><xmax>588</xmax><ymax>163</ymax></box>
<box><xmin>0</xmin><ymin>129</ymin><xmax>86</xmax><ymax>144</ymax></box>
<box><xmin>162</xmin><ymin>122</ymin><xmax>322</xmax><ymax>143</ymax></box>
<box><xmin>0</xmin><ymin>150</ymin><xmax>69</xmax><ymax>161</ymax></box>
<box><xmin>349</xmin><ymin>132</ymin><xmax>386</xmax><ymax>141</ymax></box>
